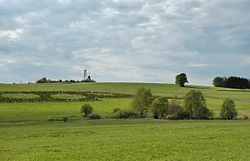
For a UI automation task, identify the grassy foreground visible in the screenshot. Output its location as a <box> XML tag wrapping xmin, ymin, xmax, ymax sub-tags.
<box><xmin>1</xmin><ymin>120</ymin><xmax>250</xmax><ymax>161</ymax></box>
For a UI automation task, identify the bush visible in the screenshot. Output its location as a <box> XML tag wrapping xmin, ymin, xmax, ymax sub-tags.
<box><xmin>113</xmin><ymin>108</ymin><xmax>120</xmax><ymax>113</ymax></box>
<box><xmin>150</xmin><ymin>97</ymin><xmax>169</xmax><ymax>119</ymax></box>
<box><xmin>168</xmin><ymin>100</ymin><xmax>187</xmax><ymax>119</ymax></box>
<box><xmin>113</xmin><ymin>109</ymin><xmax>138</xmax><ymax>119</ymax></box>
<box><xmin>243</xmin><ymin>115</ymin><xmax>248</xmax><ymax>120</ymax></box>
<box><xmin>220</xmin><ymin>98</ymin><xmax>238</xmax><ymax>119</ymax></box>
<box><xmin>89</xmin><ymin>114</ymin><xmax>101</xmax><ymax>119</ymax></box>
<box><xmin>48</xmin><ymin>116</ymin><xmax>68</xmax><ymax>122</ymax></box>
<box><xmin>81</xmin><ymin>104</ymin><xmax>93</xmax><ymax>117</ymax></box>
<box><xmin>62</xmin><ymin>116</ymin><xmax>68</xmax><ymax>122</ymax></box>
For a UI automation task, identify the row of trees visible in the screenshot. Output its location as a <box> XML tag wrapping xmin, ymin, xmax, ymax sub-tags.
<box><xmin>213</xmin><ymin>76</ymin><xmax>249</xmax><ymax>89</ymax></box>
<box><xmin>78</xmin><ymin>88</ymin><xmax>238</xmax><ymax>120</ymax></box>
<box><xmin>36</xmin><ymin>76</ymin><xmax>96</xmax><ymax>83</ymax></box>
<box><xmin>175</xmin><ymin>73</ymin><xmax>249</xmax><ymax>90</ymax></box>
<box><xmin>131</xmin><ymin>88</ymin><xmax>238</xmax><ymax>120</ymax></box>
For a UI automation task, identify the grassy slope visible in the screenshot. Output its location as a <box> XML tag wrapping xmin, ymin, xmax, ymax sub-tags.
<box><xmin>0</xmin><ymin>82</ymin><xmax>250</xmax><ymax>121</ymax></box>
<box><xmin>1</xmin><ymin>120</ymin><xmax>250</xmax><ymax>161</ymax></box>
<box><xmin>1</xmin><ymin>82</ymin><xmax>249</xmax><ymax>100</ymax></box>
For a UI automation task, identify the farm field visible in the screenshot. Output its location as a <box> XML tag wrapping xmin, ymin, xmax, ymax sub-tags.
<box><xmin>1</xmin><ymin>120</ymin><xmax>250</xmax><ymax>161</ymax></box>
<box><xmin>0</xmin><ymin>82</ymin><xmax>250</xmax><ymax>160</ymax></box>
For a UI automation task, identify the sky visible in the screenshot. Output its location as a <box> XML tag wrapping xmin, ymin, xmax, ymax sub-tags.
<box><xmin>0</xmin><ymin>0</ymin><xmax>250</xmax><ymax>85</ymax></box>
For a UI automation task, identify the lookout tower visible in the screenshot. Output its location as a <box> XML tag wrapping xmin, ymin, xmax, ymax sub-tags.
<box><xmin>83</xmin><ymin>69</ymin><xmax>87</xmax><ymax>80</ymax></box>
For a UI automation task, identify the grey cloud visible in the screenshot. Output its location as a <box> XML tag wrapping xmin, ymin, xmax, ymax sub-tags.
<box><xmin>0</xmin><ymin>0</ymin><xmax>249</xmax><ymax>84</ymax></box>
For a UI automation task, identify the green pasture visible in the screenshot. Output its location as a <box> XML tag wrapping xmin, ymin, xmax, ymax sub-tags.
<box><xmin>0</xmin><ymin>82</ymin><xmax>250</xmax><ymax>161</ymax></box>
<box><xmin>0</xmin><ymin>98</ymin><xmax>249</xmax><ymax>122</ymax></box>
<box><xmin>0</xmin><ymin>99</ymin><xmax>130</xmax><ymax>122</ymax></box>
<box><xmin>1</xmin><ymin>82</ymin><xmax>249</xmax><ymax>101</ymax></box>
<box><xmin>1</xmin><ymin>120</ymin><xmax>250</xmax><ymax>161</ymax></box>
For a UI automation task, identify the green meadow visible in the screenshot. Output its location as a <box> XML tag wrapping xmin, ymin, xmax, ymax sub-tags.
<box><xmin>1</xmin><ymin>82</ymin><xmax>250</xmax><ymax>160</ymax></box>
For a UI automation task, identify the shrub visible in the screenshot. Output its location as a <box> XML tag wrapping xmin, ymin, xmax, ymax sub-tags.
<box><xmin>183</xmin><ymin>90</ymin><xmax>212</xmax><ymax>119</ymax></box>
<box><xmin>62</xmin><ymin>116</ymin><xmax>68</xmax><ymax>122</ymax></box>
<box><xmin>168</xmin><ymin>100</ymin><xmax>187</xmax><ymax>119</ymax></box>
<box><xmin>220</xmin><ymin>98</ymin><xmax>238</xmax><ymax>119</ymax></box>
<box><xmin>113</xmin><ymin>109</ymin><xmax>138</xmax><ymax>119</ymax></box>
<box><xmin>81</xmin><ymin>104</ymin><xmax>93</xmax><ymax>117</ymax></box>
<box><xmin>150</xmin><ymin>97</ymin><xmax>169</xmax><ymax>119</ymax></box>
<box><xmin>243</xmin><ymin>115</ymin><xmax>248</xmax><ymax>120</ymax></box>
<box><xmin>89</xmin><ymin>114</ymin><xmax>101</xmax><ymax>119</ymax></box>
<box><xmin>38</xmin><ymin>92</ymin><xmax>52</xmax><ymax>101</ymax></box>
<box><xmin>48</xmin><ymin>116</ymin><xmax>68</xmax><ymax>122</ymax></box>
<box><xmin>113</xmin><ymin>108</ymin><xmax>120</xmax><ymax>113</ymax></box>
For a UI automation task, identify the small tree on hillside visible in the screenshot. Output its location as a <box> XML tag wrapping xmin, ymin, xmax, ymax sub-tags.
<box><xmin>175</xmin><ymin>73</ymin><xmax>188</xmax><ymax>87</ymax></box>
<box><xmin>131</xmin><ymin>87</ymin><xmax>153</xmax><ymax>117</ymax></box>
<box><xmin>220</xmin><ymin>99</ymin><xmax>238</xmax><ymax>119</ymax></box>
<box><xmin>150</xmin><ymin>97</ymin><xmax>169</xmax><ymax>119</ymax></box>
<box><xmin>36</xmin><ymin>77</ymin><xmax>47</xmax><ymax>83</ymax></box>
<box><xmin>183</xmin><ymin>90</ymin><xmax>212</xmax><ymax>119</ymax></box>
<box><xmin>81</xmin><ymin>104</ymin><xmax>93</xmax><ymax>117</ymax></box>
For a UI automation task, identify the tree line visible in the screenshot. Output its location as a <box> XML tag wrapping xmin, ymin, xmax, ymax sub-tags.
<box><xmin>36</xmin><ymin>76</ymin><xmax>96</xmax><ymax>83</ymax></box>
<box><xmin>174</xmin><ymin>73</ymin><xmax>249</xmax><ymax>89</ymax></box>
<box><xmin>80</xmin><ymin>87</ymin><xmax>239</xmax><ymax>120</ymax></box>
<box><xmin>213</xmin><ymin>76</ymin><xmax>250</xmax><ymax>89</ymax></box>
<box><xmin>130</xmin><ymin>88</ymin><xmax>238</xmax><ymax>120</ymax></box>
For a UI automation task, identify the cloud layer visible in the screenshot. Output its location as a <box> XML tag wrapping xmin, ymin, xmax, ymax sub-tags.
<box><xmin>0</xmin><ymin>0</ymin><xmax>250</xmax><ymax>85</ymax></box>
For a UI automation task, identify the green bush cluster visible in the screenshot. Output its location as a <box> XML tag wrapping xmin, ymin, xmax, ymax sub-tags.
<box><xmin>112</xmin><ymin>109</ymin><xmax>138</xmax><ymax>119</ymax></box>
<box><xmin>48</xmin><ymin>116</ymin><xmax>69</xmax><ymax>122</ymax></box>
<box><xmin>89</xmin><ymin>114</ymin><xmax>101</xmax><ymax>120</ymax></box>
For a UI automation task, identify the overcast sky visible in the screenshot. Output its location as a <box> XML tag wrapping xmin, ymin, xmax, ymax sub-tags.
<box><xmin>0</xmin><ymin>0</ymin><xmax>249</xmax><ymax>85</ymax></box>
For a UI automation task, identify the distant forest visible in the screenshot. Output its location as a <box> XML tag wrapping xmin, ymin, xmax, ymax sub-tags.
<box><xmin>213</xmin><ymin>76</ymin><xmax>250</xmax><ymax>89</ymax></box>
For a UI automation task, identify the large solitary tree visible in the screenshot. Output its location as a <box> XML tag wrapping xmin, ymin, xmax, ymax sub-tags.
<box><xmin>175</xmin><ymin>73</ymin><xmax>188</xmax><ymax>87</ymax></box>
<box><xmin>131</xmin><ymin>87</ymin><xmax>153</xmax><ymax>117</ymax></box>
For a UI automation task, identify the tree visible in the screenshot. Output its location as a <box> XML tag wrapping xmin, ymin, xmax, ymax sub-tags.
<box><xmin>183</xmin><ymin>90</ymin><xmax>212</xmax><ymax>119</ymax></box>
<box><xmin>175</xmin><ymin>73</ymin><xmax>188</xmax><ymax>87</ymax></box>
<box><xmin>81</xmin><ymin>104</ymin><xmax>93</xmax><ymax>117</ymax></box>
<box><xmin>213</xmin><ymin>77</ymin><xmax>226</xmax><ymax>87</ymax></box>
<box><xmin>131</xmin><ymin>87</ymin><xmax>153</xmax><ymax>117</ymax></box>
<box><xmin>220</xmin><ymin>98</ymin><xmax>238</xmax><ymax>119</ymax></box>
<box><xmin>36</xmin><ymin>77</ymin><xmax>47</xmax><ymax>83</ymax></box>
<box><xmin>150</xmin><ymin>97</ymin><xmax>169</xmax><ymax>119</ymax></box>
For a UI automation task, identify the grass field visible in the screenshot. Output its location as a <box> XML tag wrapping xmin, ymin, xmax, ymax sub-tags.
<box><xmin>1</xmin><ymin>120</ymin><xmax>250</xmax><ymax>161</ymax></box>
<box><xmin>0</xmin><ymin>82</ymin><xmax>250</xmax><ymax>160</ymax></box>
<box><xmin>1</xmin><ymin>82</ymin><xmax>250</xmax><ymax>102</ymax></box>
